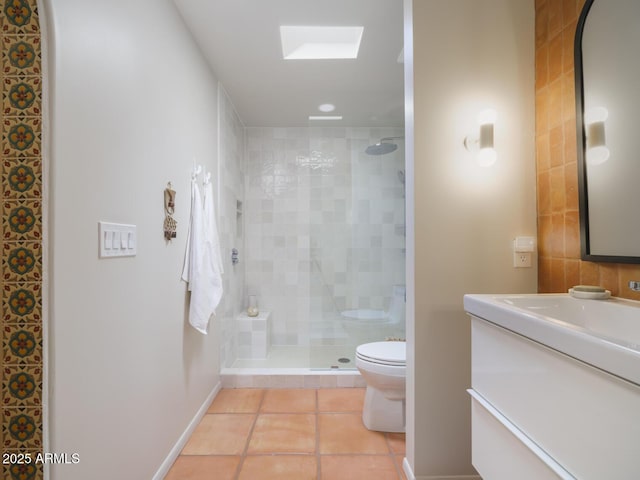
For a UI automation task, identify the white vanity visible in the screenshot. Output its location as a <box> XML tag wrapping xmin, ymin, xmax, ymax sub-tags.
<box><xmin>464</xmin><ymin>294</ymin><xmax>640</xmax><ymax>480</ymax></box>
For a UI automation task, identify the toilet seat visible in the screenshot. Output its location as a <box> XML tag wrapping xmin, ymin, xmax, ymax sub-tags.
<box><xmin>356</xmin><ymin>341</ymin><xmax>406</xmax><ymax>367</ymax></box>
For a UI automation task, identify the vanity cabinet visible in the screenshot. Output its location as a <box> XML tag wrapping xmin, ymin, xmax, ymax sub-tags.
<box><xmin>468</xmin><ymin>315</ymin><xmax>640</xmax><ymax>480</ymax></box>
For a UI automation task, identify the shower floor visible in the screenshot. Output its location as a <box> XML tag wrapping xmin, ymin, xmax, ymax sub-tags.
<box><xmin>230</xmin><ymin>345</ymin><xmax>358</xmax><ymax>370</ymax></box>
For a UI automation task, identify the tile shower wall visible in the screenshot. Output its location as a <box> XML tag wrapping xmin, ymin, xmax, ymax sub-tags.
<box><xmin>244</xmin><ymin>127</ymin><xmax>405</xmax><ymax>347</ymax></box>
<box><xmin>218</xmin><ymin>86</ymin><xmax>246</xmax><ymax>368</ymax></box>
<box><xmin>535</xmin><ymin>0</ymin><xmax>640</xmax><ymax>300</ymax></box>
<box><xmin>0</xmin><ymin>1</ymin><xmax>44</xmax><ymax>479</ymax></box>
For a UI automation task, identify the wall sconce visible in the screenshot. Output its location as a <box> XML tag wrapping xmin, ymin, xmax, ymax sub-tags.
<box><xmin>584</xmin><ymin>107</ymin><xmax>610</xmax><ymax>165</ymax></box>
<box><xmin>464</xmin><ymin>109</ymin><xmax>497</xmax><ymax>167</ymax></box>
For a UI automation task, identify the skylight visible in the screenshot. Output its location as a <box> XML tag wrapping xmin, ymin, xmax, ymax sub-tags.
<box><xmin>280</xmin><ymin>26</ymin><xmax>364</xmax><ymax>60</ymax></box>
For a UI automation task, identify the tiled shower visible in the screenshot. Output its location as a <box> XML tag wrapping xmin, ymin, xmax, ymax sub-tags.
<box><xmin>217</xmin><ymin>90</ymin><xmax>405</xmax><ymax>370</ymax></box>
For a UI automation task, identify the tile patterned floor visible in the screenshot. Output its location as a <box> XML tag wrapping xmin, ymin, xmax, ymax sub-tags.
<box><xmin>166</xmin><ymin>388</ymin><xmax>407</xmax><ymax>480</ymax></box>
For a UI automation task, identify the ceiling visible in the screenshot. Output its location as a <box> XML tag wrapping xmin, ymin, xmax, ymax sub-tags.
<box><xmin>173</xmin><ymin>0</ymin><xmax>404</xmax><ymax>128</ymax></box>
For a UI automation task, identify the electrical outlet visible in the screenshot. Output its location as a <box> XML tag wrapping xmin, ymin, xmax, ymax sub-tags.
<box><xmin>513</xmin><ymin>252</ymin><xmax>532</xmax><ymax>268</ymax></box>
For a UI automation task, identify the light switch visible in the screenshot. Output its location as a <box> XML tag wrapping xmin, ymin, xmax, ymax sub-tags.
<box><xmin>513</xmin><ymin>236</ymin><xmax>535</xmax><ymax>252</ymax></box>
<box><xmin>99</xmin><ymin>222</ymin><xmax>137</xmax><ymax>258</ymax></box>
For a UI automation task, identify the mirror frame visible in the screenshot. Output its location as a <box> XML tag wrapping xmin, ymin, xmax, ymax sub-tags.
<box><xmin>574</xmin><ymin>0</ymin><xmax>640</xmax><ymax>264</ymax></box>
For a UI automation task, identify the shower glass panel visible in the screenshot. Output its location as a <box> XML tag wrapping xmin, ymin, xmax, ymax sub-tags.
<box><xmin>307</xmin><ymin>128</ymin><xmax>406</xmax><ymax>369</ymax></box>
<box><xmin>242</xmin><ymin>127</ymin><xmax>404</xmax><ymax>369</ymax></box>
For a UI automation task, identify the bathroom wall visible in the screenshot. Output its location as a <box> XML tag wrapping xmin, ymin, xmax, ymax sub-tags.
<box><xmin>44</xmin><ymin>0</ymin><xmax>225</xmax><ymax>478</ymax></box>
<box><xmin>243</xmin><ymin>127</ymin><xmax>405</xmax><ymax>351</ymax></box>
<box><xmin>535</xmin><ymin>0</ymin><xmax>640</xmax><ymax>300</ymax></box>
<box><xmin>408</xmin><ymin>0</ymin><xmax>536</xmax><ymax>478</ymax></box>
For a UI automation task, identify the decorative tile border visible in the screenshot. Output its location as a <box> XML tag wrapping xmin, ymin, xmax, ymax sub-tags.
<box><xmin>2</xmin><ymin>199</ymin><xmax>42</xmax><ymax>240</ymax></box>
<box><xmin>2</xmin><ymin>364</ymin><xmax>42</xmax><ymax>406</ymax></box>
<box><xmin>3</xmin><ymin>456</ymin><xmax>44</xmax><ymax>480</ymax></box>
<box><xmin>2</xmin><ymin>241</ymin><xmax>42</xmax><ymax>282</ymax></box>
<box><xmin>2</xmin><ymin>159</ymin><xmax>42</xmax><ymax>199</ymax></box>
<box><xmin>2</xmin><ymin>323</ymin><xmax>42</xmax><ymax>365</ymax></box>
<box><xmin>2</xmin><ymin>0</ymin><xmax>40</xmax><ymax>36</ymax></box>
<box><xmin>1</xmin><ymin>35</ymin><xmax>41</xmax><ymax>77</ymax></box>
<box><xmin>0</xmin><ymin>0</ymin><xmax>43</xmax><ymax>460</ymax></box>
<box><xmin>2</xmin><ymin>406</ymin><xmax>43</xmax><ymax>450</ymax></box>
<box><xmin>3</xmin><ymin>282</ymin><xmax>42</xmax><ymax>324</ymax></box>
<box><xmin>2</xmin><ymin>117</ymin><xmax>42</xmax><ymax>158</ymax></box>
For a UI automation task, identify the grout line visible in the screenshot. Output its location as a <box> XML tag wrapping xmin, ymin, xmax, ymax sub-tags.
<box><xmin>232</xmin><ymin>388</ymin><xmax>265</xmax><ymax>480</ymax></box>
<box><xmin>315</xmin><ymin>388</ymin><xmax>322</xmax><ymax>479</ymax></box>
<box><xmin>385</xmin><ymin>432</ymin><xmax>407</xmax><ymax>480</ymax></box>
<box><xmin>385</xmin><ymin>433</ymin><xmax>399</xmax><ymax>480</ymax></box>
<box><xmin>384</xmin><ymin>432</ymin><xmax>392</xmax><ymax>453</ymax></box>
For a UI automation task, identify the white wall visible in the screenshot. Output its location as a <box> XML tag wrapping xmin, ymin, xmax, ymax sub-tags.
<box><xmin>407</xmin><ymin>0</ymin><xmax>536</xmax><ymax>478</ymax></box>
<box><xmin>43</xmin><ymin>0</ymin><xmax>223</xmax><ymax>478</ymax></box>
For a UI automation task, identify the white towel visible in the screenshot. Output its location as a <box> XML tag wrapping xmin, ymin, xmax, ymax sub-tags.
<box><xmin>181</xmin><ymin>166</ymin><xmax>201</xmax><ymax>285</ymax></box>
<box><xmin>181</xmin><ymin>167</ymin><xmax>223</xmax><ymax>334</ymax></box>
<box><xmin>203</xmin><ymin>172</ymin><xmax>224</xmax><ymax>310</ymax></box>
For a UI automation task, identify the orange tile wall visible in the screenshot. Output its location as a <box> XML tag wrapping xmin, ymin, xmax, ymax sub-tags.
<box><xmin>535</xmin><ymin>0</ymin><xmax>640</xmax><ymax>300</ymax></box>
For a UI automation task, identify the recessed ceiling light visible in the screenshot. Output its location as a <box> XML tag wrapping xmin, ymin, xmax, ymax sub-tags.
<box><xmin>308</xmin><ymin>115</ymin><xmax>343</xmax><ymax>121</ymax></box>
<box><xmin>318</xmin><ymin>103</ymin><xmax>336</xmax><ymax>112</ymax></box>
<box><xmin>280</xmin><ymin>26</ymin><xmax>364</xmax><ymax>60</ymax></box>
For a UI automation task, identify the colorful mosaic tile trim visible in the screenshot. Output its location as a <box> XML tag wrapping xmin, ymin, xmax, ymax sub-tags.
<box><xmin>1</xmin><ymin>1</ymin><xmax>43</xmax><ymax>478</ymax></box>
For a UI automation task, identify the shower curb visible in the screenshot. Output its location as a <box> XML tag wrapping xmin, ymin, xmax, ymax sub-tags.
<box><xmin>220</xmin><ymin>369</ymin><xmax>365</xmax><ymax>389</ymax></box>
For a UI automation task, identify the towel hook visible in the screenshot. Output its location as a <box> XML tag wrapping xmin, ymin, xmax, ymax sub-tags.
<box><xmin>191</xmin><ymin>159</ymin><xmax>202</xmax><ymax>180</ymax></box>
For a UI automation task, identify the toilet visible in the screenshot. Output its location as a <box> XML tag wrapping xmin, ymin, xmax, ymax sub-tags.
<box><xmin>355</xmin><ymin>341</ymin><xmax>406</xmax><ymax>433</ymax></box>
<box><xmin>340</xmin><ymin>285</ymin><xmax>406</xmax><ymax>345</ymax></box>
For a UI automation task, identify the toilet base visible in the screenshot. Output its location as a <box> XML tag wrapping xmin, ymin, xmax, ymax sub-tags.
<box><xmin>362</xmin><ymin>385</ymin><xmax>406</xmax><ymax>433</ymax></box>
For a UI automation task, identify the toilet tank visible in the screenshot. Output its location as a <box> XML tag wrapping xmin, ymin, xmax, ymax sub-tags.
<box><xmin>387</xmin><ymin>285</ymin><xmax>406</xmax><ymax>324</ymax></box>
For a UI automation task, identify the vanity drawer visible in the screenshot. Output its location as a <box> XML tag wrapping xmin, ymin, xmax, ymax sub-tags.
<box><xmin>471</xmin><ymin>316</ymin><xmax>640</xmax><ymax>480</ymax></box>
<box><xmin>469</xmin><ymin>389</ymin><xmax>573</xmax><ymax>480</ymax></box>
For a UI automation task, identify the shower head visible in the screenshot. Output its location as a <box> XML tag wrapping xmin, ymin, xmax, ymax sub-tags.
<box><xmin>366</xmin><ymin>141</ymin><xmax>398</xmax><ymax>155</ymax></box>
<box><xmin>365</xmin><ymin>136</ymin><xmax>404</xmax><ymax>156</ymax></box>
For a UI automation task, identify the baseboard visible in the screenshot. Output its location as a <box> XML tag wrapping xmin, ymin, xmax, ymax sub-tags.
<box><xmin>403</xmin><ymin>457</ymin><xmax>416</xmax><ymax>480</ymax></box>
<box><xmin>152</xmin><ymin>381</ymin><xmax>222</xmax><ymax>480</ymax></box>
<box><xmin>402</xmin><ymin>458</ymin><xmax>481</xmax><ymax>480</ymax></box>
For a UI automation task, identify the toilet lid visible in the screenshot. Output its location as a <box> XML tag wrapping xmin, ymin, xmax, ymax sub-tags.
<box><xmin>356</xmin><ymin>341</ymin><xmax>406</xmax><ymax>366</ymax></box>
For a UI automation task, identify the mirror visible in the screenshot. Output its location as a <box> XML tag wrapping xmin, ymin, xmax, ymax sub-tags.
<box><xmin>575</xmin><ymin>0</ymin><xmax>640</xmax><ymax>263</ymax></box>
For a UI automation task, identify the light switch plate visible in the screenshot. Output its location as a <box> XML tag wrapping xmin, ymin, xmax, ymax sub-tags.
<box><xmin>99</xmin><ymin>222</ymin><xmax>137</xmax><ymax>258</ymax></box>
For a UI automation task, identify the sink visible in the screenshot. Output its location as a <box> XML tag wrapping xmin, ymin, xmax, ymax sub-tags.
<box><xmin>466</xmin><ymin>293</ymin><xmax>640</xmax><ymax>479</ymax></box>
<box><xmin>464</xmin><ymin>293</ymin><xmax>640</xmax><ymax>386</ymax></box>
